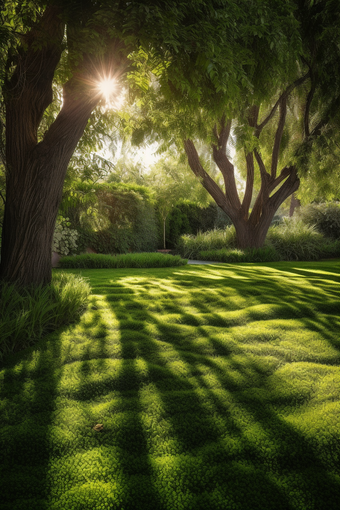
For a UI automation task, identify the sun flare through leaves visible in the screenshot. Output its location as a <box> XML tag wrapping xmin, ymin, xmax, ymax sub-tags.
<box><xmin>97</xmin><ymin>77</ymin><xmax>116</xmax><ymax>101</ymax></box>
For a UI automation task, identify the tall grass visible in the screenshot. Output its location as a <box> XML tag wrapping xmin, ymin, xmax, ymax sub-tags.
<box><xmin>298</xmin><ymin>201</ymin><xmax>340</xmax><ymax>240</ymax></box>
<box><xmin>0</xmin><ymin>272</ymin><xmax>90</xmax><ymax>360</ymax></box>
<box><xmin>179</xmin><ymin>217</ymin><xmax>340</xmax><ymax>261</ymax></box>
<box><xmin>59</xmin><ymin>252</ymin><xmax>187</xmax><ymax>269</ymax></box>
<box><xmin>178</xmin><ymin>226</ymin><xmax>236</xmax><ymax>258</ymax></box>
<box><xmin>267</xmin><ymin>218</ymin><xmax>330</xmax><ymax>260</ymax></box>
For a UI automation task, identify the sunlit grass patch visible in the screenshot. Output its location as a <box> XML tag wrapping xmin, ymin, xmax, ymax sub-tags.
<box><xmin>0</xmin><ymin>260</ymin><xmax>339</xmax><ymax>509</ymax></box>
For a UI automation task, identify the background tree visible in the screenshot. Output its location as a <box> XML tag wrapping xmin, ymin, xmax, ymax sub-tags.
<box><xmin>130</xmin><ymin>0</ymin><xmax>340</xmax><ymax>249</ymax></box>
<box><xmin>145</xmin><ymin>151</ymin><xmax>210</xmax><ymax>249</ymax></box>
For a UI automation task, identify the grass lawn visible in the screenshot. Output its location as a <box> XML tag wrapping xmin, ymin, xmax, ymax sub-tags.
<box><xmin>1</xmin><ymin>260</ymin><xmax>340</xmax><ymax>510</ymax></box>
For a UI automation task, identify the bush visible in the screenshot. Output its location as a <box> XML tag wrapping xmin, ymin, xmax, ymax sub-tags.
<box><xmin>0</xmin><ymin>272</ymin><xmax>91</xmax><ymax>360</ymax></box>
<box><xmin>165</xmin><ymin>201</ymin><xmax>232</xmax><ymax>248</ymax></box>
<box><xmin>59</xmin><ymin>252</ymin><xmax>188</xmax><ymax>269</ymax></box>
<box><xmin>266</xmin><ymin>218</ymin><xmax>327</xmax><ymax>260</ymax></box>
<box><xmin>177</xmin><ymin>226</ymin><xmax>236</xmax><ymax>259</ymax></box>
<box><xmin>298</xmin><ymin>202</ymin><xmax>340</xmax><ymax>240</ymax></box>
<box><xmin>60</xmin><ymin>182</ymin><xmax>158</xmax><ymax>254</ymax></box>
<box><xmin>53</xmin><ymin>218</ymin><xmax>79</xmax><ymax>256</ymax></box>
<box><xmin>199</xmin><ymin>246</ymin><xmax>281</xmax><ymax>263</ymax></box>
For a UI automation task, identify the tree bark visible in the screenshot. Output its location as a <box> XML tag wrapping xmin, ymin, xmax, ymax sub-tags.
<box><xmin>184</xmin><ymin>99</ymin><xmax>301</xmax><ymax>250</ymax></box>
<box><xmin>0</xmin><ymin>6</ymin><xmax>127</xmax><ymax>286</ymax></box>
<box><xmin>289</xmin><ymin>192</ymin><xmax>301</xmax><ymax>217</ymax></box>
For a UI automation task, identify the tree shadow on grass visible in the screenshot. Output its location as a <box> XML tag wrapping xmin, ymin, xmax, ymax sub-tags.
<box><xmin>1</xmin><ymin>263</ymin><xmax>339</xmax><ymax>509</ymax></box>
<box><xmin>0</xmin><ymin>331</ymin><xmax>64</xmax><ymax>510</ymax></box>
<box><xmin>93</xmin><ymin>266</ymin><xmax>340</xmax><ymax>510</ymax></box>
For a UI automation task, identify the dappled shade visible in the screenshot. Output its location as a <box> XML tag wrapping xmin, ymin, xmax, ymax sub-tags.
<box><xmin>0</xmin><ymin>261</ymin><xmax>339</xmax><ymax>509</ymax></box>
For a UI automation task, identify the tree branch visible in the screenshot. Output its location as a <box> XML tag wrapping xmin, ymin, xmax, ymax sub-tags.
<box><xmin>249</xmin><ymin>149</ymin><xmax>270</xmax><ymax>226</ymax></box>
<box><xmin>4</xmin><ymin>5</ymin><xmax>65</xmax><ymax>167</ymax></box>
<box><xmin>271</xmin><ymin>95</ymin><xmax>287</xmax><ymax>179</ymax></box>
<box><xmin>248</xmin><ymin>105</ymin><xmax>259</xmax><ymax>128</ymax></box>
<box><xmin>268</xmin><ymin>166</ymin><xmax>291</xmax><ymax>194</ymax></box>
<box><xmin>0</xmin><ymin>189</ymin><xmax>6</xmax><ymax>205</ymax></box>
<box><xmin>213</xmin><ymin>115</ymin><xmax>231</xmax><ymax>151</ymax></box>
<box><xmin>255</xmin><ymin>71</ymin><xmax>310</xmax><ymax>138</ymax></box>
<box><xmin>254</xmin><ymin>148</ymin><xmax>268</xmax><ymax>179</ymax></box>
<box><xmin>241</xmin><ymin>152</ymin><xmax>254</xmax><ymax>220</ymax></box>
<box><xmin>269</xmin><ymin>166</ymin><xmax>300</xmax><ymax>211</ymax></box>
<box><xmin>184</xmin><ymin>139</ymin><xmax>233</xmax><ymax>216</ymax></box>
<box><xmin>212</xmin><ymin>142</ymin><xmax>241</xmax><ymax>210</ymax></box>
<box><xmin>304</xmin><ymin>75</ymin><xmax>316</xmax><ymax>138</ymax></box>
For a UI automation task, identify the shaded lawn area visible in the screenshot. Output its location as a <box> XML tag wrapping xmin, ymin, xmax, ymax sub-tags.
<box><xmin>1</xmin><ymin>260</ymin><xmax>340</xmax><ymax>510</ymax></box>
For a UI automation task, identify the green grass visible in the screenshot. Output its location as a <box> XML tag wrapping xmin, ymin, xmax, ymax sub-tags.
<box><xmin>199</xmin><ymin>246</ymin><xmax>281</xmax><ymax>263</ymax></box>
<box><xmin>59</xmin><ymin>252</ymin><xmax>188</xmax><ymax>269</ymax></box>
<box><xmin>1</xmin><ymin>260</ymin><xmax>340</xmax><ymax>510</ymax></box>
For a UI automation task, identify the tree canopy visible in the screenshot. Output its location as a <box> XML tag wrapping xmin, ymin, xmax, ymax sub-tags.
<box><xmin>1</xmin><ymin>0</ymin><xmax>340</xmax><ymax>284</ymax></box>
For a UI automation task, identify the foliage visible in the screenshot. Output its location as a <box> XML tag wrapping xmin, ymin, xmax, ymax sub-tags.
<box><xmin>0</xmin><ymin>272</ymin><xmax>90</xmax><ymax>360</ymax></box>
<box><xmin>165</xmin><ymin>201</ymin><xmax>231</xmax><ymax>249</ymax></box>
<box><xmin>144</xmin><ymin>152</ymin><xmax>211</xmax><ymax>249</ymax></box>
<box><xmin>60</xmin><ymin>181</ymin><xmax>158</xmax><ymax>254</ymax></box>
<box><xmin>52</xmin><ymin>218</ymin><xmax>79</xmax><ymax>256</ymax></box>
<box><xmin>0</xmin><ymin>261</ymin><xmax>339</xmax><ymax>509</ymax></box>
<box><xmin>199</xmin><ymin>246</ymin><xmax>280</xmax><ymax>263</ymax></box>
<box><xmin>298</xmin><ymin>201</ymin><xmax>340</xmax><ymax>240</ymax></box>
<box><xmin>178</xmin><ymin>226</ymin><xmax>236</xmax><ymax>259</ymax></box>
<box><xmin>179</xmin><ymin>217</ymin><xmax>340</xmax><ymax>261</ymax></box>
<box><xmin>59</xmin><ymin>252</ymin><xmax>187</xmax><ymax>269</ymax></box>
<box><xmin>266</xmin><ymin>217</ymin><xmax>331</xmax><ymax>261</ymax></box>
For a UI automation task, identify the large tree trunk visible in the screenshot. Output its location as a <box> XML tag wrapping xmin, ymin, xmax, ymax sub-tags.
<box><xmin>0</xmin><ymin>6</ymin><xmax>101</xmax><ymax>285</ymax></box>
<box><xmin>1</xmin><ymin>101</ymin><xmax>98</xmax><ymax>285</ymax></box>
<box><xmin>184</xmin><ymin>132</ymin><xmax>300</xmax><ymax>250</ymax></box>
<box><xmin>0</xmin><ymin>6</ymin><xmax>129</xmax><ymax>286</ymax></box>
<box><xmin>233</xmin><ymin>215</ymin><xmax>274</xmax><ymax>249</ymax></box>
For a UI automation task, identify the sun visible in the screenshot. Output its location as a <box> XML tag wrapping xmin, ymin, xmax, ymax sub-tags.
<box><xmin>97</xmin><ymin>78</ymin><xmax>116</xmax><ymax>101</ymax></box>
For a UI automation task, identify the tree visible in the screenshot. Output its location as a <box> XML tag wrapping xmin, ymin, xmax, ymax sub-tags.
<box><xmin>146</xmin><ymin>152</ymin><xmax>210</xmax><ymax>249</ymax></box>
<box><xmin>1</xmin><ymin>0</ymin><xmax>260</xmax><ymax>286</ymax></box>
<box><xmin>134</xmin><ymin>0</ymin><xmax>340</xmax><ymax>249</ymax></box>
<box><xmin>183</xmin><ymin>77</ymin><xmax>310</xmax><ymax>249</ymax></box>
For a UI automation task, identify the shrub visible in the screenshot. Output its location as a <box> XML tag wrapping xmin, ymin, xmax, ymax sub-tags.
<box><xmin>53</xmin><ymin>218</ymin><xmax>79</xmax><ymax>256</ymax></box>
<box><xmin>177</xmin><ymin>226</ymin><xmax>236</xmax><ymax>259</ymax></box>
<box><xmin>266</xmin><ymin>218</ymin><xmax>326</xmax><ymax>260</ymax></box>
<box><xmin>199</xmin><ymin>246</ymin><xmax>281</xmax><ymax>263</ymax></box>
<box><xmin>60</xmin><ymin>182</ymin><xmax>158</xmax><ymax>254</ymax></box>
<box><xmin>0</xmin><ymin>272</ymin><xmax>91</xmax><ymax>360</ymax></box>
<box><xmin>59</xmin><ymin>252</ymin><xmax>188</xmax><ymax>269</ymax></box>
<box><xmin>298</xmin><ymin>201</ymin><xmax>340</xmax><ymax>240</ymax></box>
<box><xmin>165</xmin><ymin>201</ymin><xmax>232</xmax><ymax>248</ymax></box>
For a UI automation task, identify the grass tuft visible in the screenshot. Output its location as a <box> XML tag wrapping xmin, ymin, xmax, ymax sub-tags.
<box><xmin>0</xmin><ymin>272</ymin><xmax>90</xmax><ymax>360</ymax></box>
<box><xmin>59</xmin><ymin>252</ymin><xmax>188</xmax><ymax>269</ymax></box>
<box><xmin>267</xmin><ymin>218</ymin><xmax>330</xmax><ymax>261</ymax></box>
<box><xmin>178</xmin><ymin>226</ymin><xmax>236</xmax><ymax>259</ymax></box>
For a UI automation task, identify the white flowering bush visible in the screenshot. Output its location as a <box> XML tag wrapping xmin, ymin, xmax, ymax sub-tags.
<box><xmin>52</xmin><ymin>218</ymin><xmax>79</xmax><ymax>256</ymax></box>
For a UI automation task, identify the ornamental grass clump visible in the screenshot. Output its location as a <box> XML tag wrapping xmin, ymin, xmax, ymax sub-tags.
<box><xmin>266</xmin><ymin>218</ymin><xmax>325</xmax><ymax>260</ymax></box>
<box><xmin>0</xmin><ymin>272</ymin><xmax>90</xmax><ymax>360</ymax></box>
<box><xmin>298</xmin><ymin>201</ymin><xmax>340</xmax><ymax>240</ymax></box>
<box><xmin>178</xmin><ymin>226</ymin><xmax>236</xmax><ymax>259</ymax></box>
<box><xmin>59</xmin><ymin>252</ymin><xmax>187</xmax><ymax>269</ymax></box>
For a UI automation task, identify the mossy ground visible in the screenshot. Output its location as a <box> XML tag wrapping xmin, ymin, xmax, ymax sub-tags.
<box><xmin>1</xmin><ymin>261</ymin><xmax>339</xmax><ymax>510</ymax></box>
